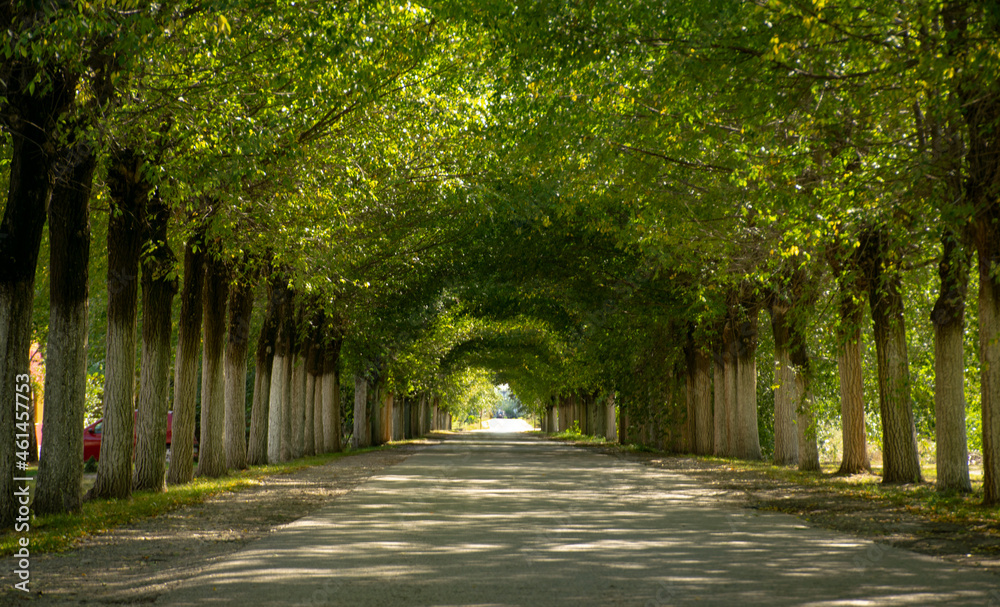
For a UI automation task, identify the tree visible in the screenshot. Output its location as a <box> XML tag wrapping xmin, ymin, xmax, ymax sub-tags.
<box><xmin>352</xmin><ymin>374</ymin><xmax>369</xmax><ymax>448</ymax></box>
<box><xmin>90</xmin><ymin>147</ymin><xmax>149</xmax><ymax>500</ymax></box>
<box><xmin>167</xmin><ymin>232</ymin><xmax>205</xmax><ymax>485</ymax></box>
<box><xmin>132</xmin><ymin>193</ymin><xmax>177</xmax><ymax>492</ymax></box>
<box><xmin>196</xmin><ymin>250</ymin><xmax>229</xmax><ymax>478</ymax></box>
<box><xmin>247</xmin><ymin>267</ymin><xmax>282</xmax><ymax>465</ymax></box>
<box><xmin>33</xmin><ymin>123</ymin><xmax>97</xmax><ymax>514</ymax></box>
<box><xmin>860</xmin><ymin>225</ymin><xmax>922</xmax><ymax>484</ymax></box>
<box><xmin>268</xmin><ymin>287</ymin><xmax>294</xmax><ymax>463</ymax></box>
<box><xmin>829</xmin><ymin>242</ymin><xmax>872</xmax><ymax>475</ymax></box>
<box><xmin>225</xmin><ymin>259</ymin><xmax>256</xmax><ymax>470</ymax></box>
<box><xmin>942</xmin><ymin>0</ymin><xmax>1000</xmax><ymax>505</ymax></box>
<box><xmin>0</xmin><ymin>5</ymin><xmax>79</xmax><ymax>527</ymax></box>
<box><xmin>322</xmin><ymin>333</ymin><xmax>344</xmax><ymax>453</ymax></box>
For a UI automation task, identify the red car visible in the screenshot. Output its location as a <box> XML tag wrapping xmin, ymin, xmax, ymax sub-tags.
<box><xmin>83</xmin><ymin>411</ymin><xmax>194</xmax><ymax>461</ymax></box>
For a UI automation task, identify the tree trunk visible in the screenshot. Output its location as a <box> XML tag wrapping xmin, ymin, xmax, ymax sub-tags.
<box><xmin>410</xmin><ymin>394</ymin><xmax>420</xmax><ymax>438</ymax></box>
<box><xmin>376</xmin><ymin>386</ymin><xmax>387</xmax><ymax>443</ymax></box>
<box><xmin>167</xmin><ymin>236</ymin><xmax>205</xmax><ymax>485</ymax></box>
<box><xmin>289</xmin><ymin>356</ymin><xmax>304</xmax><ymax>458</ymax></box>
<box><xmin>795</xmin><ymin>370</ymin><xmax>821</xmax><ymax>471</ymax></box>
<box><xmin>384</xmin><ymin>390</ymin><xmax>394</xmax><ymax>439</ymax></box>
<box><xmin>368</xmin><ymin>382</ymin><xmax>379</xmax><ymax>445</ymax></box>
<box><xmin>670</xmin><ymin>373</ymin><xmax>687</xmax><ymax>452</ymax></box>
<box><xmin>862</xmin><ymin>226</ymin><xmax>922</xmax><ymax>484</ymax></box>
<box><xmin>267</xmin><ymin>344</ymin><xmax>288</xmax><ymax>464</ymax></box>
<box><xmin>322</xmin><ymin>338</ymin><xmax>343</xmax><ymax>453</ymax></box>
<box><xmin>34</xmin><ymin>146</ymin><xmax>95</xmax><ymax>514</ymax></box>
<box><xmin>265</xmin><ymin>286</ymin><xmax>291</xmax><ymax>463</ymax></box>
<box><xmin>695</xmin><ymin>352</ymin><xmax>713</xmax><ymax>455</ymax></box>
<box><xmin>769</xmin><ymin>303</ymin><xmax>799</xmax><ymax>466</ymax></box>
<box><xmin>247</xmin><ymin>272</ymin><xmax>282</xmax><ymax>466</ymax></box>
<box><xmin>303</xmin><ymin>359</ymin><xmax>316</xmax><ymax>457</ymax></box>
<box><xmin>618</xmin><ymin>407</ymin><xmax>629</xmax><ymax>444</ymax></box>
<box><xmin>421</xmin><ymin>394</ymin><xmax>432</xmax><ymax>436</ymax></box>
<box><xmin>279</xmin><ymin>299</ymin><xmax>297</xmax><ymax>462</ymax></box>
<box><xmin>558</xmin><ymin>396</ymin><xmax>570</xmax><ymax>432</ymax></box>
<box><xmin>0</xmin><ymin>276</ymin><xmax>37</xmax><ymax>525</ymax></box>
<box><xmin>835</xmin><ymin>270</ymin><xmax>871</xmax><ymax>474</ymax></box>
<box><xmin>574</xmin><ymin>393</ymin><xmax>583</xmax><ymax>432</ymax></box>
<box><xmin>409</xmin><ymin>393</ymin><xmax>420</xmax><ymax>438</ymax></box>
<box><xmin>224</xmin><ymin>265</ymin><xmax>255</xmax><ymax>471</ymax></box>
<box><xmin>310</xmin><ymin>336</ymin><xmax>325</xmax><ymax>454</ymax></box>
<box><xmin>591</xmin><ymin>392</ymin><xmax>604</xmax><ymax>439</ymax></box>
<box><xmin>684</xmin><ymin>369</ymin><xmax>695</xmax><ymax>451</ymax></box>
<box><xmin>247</xmin><ymin>358</ymin><xmax>271</xmax><ymax>465</ymax></box>
<box><xmin>432</xmin><ymin>396</ymin><xmax>441</xmax><ymax>433</ymax></box>
<box><xmin>353</xmin><ymin>375</ymin><xmax>370</xmax><ymax>448</ymax></box>
<box><xmin>978</xmin><ymin>248</ymin><xmax>1000</xmax><ymax>504</ymax></box>
<box><xmin>289</xmin><ymin>319</ymin><xmax>307</xmax><ymax>459</ymax></box>
<box><xmin>969</xmin><ymin>138</ymin><xmax>1000</xmax><ymax>500</ymax></box>
<box><xmin>686</xmin><ymin>340</ymin><xmax>713</xmax><ymax>455</ymax></box>
<box><xmin>302</xmin><ymin>326</ymin><xmax>318</xmax><ymax>457</ymax></box>
<box><xmin>931</xmin><ymin>235</ymin><xmax>972</xmax><ymax>492</ymax></box>
<box><xmin>0</xmin><ymin>55</ymin><xmax>74</xmax><ymax>528</ymax></box>
<box><xmin>268</xmin><ymin>289</ymin><xmax>294</xmax><ymax>463</ymax></box>
<box><xmin>944</xmin><ymin>0</ymin><xmax>1000</xmax><ymax>506</ymax></box>
<box><xmin>403</xmin><ymin>395</ymin><xmax>413</xmax><ymax>437</ymax></box>
<box><xmin>565</xmin><ymin>396</ymin><xmax>573</xmax><ymax>432</ymax></box>
<box><xmin>724</xmin><ymin>322</ymin><xmax>739</xmax><ymax>457</ymax></box>
<box><xmin>564</xmin><ymin>394</ymin><xmax>573</xmax><ymax>432</ymax></box>
<box><xmin>589</xmin><ymin>392</ymin><xmax>600</xmax><ymax>437</ymax></box>
<box><xmin>376</xmin><ymin>383</ymin><xmax>388</xmax><ymax>444</ymax></box>
<box><xmin>196</xmin><ymin>254</ymin><xmax>229</xmax><ymax>478</ymax></box>
<box><xmin>924</xmin><ymin>43</ymin><xmax>973</xmax><ymax>491</ymax></box>
<box><xmin>605</xmin><ymin>393</ymin><xmax>617</xmax><ymax>442</ymax></box>
<box><xmin>92</xmin><ymin>148</ymin><xmax>148</xmax><ymax>500</ymax></box>
<box><xmin>735</xmin><ymin>304</ymin><xmax>762</xmax><ymax>460</ymax></box>
<box><xmin>712</xmin><ymin>342</ymin><xmax>728</xmax><ymax>457</ymax></box>
<box><xmin>788</xmin><ymin>304</ymin><xmax>820</xmax><ymax>472</ymax></box>
<box><xmin>392</xmin><ymin>392</ymin><xmax>404</xmax><ymax>441</ymax></box>
<box><xmin>132</xmin><ymin>193</ymin><xmax>176</xmax><ymax>492</ymax></box>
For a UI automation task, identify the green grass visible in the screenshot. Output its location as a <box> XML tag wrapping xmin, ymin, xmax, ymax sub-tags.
<box><xmin>0</xmin><ymin>445</ymin><xmax>394</xmax><ymax>558</ymax></box>
<box><xmin>546</xmin><ymin>426</ymin><xmax>609</xmax><ymax>444</ymax></box>
<box><xmin>560</xmin><ymin>438</ymin><xmax>998</xmax><ymax>532</ymax></box>
<box><xmin>696</xmin><ymin>456</ymin><xmax>999</xmax><ymax>532</ymax></box>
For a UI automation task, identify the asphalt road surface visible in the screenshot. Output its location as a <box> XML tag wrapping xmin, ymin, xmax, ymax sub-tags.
<box><xmin>158</xmin><ymin>430</ymin><xmax>1000</xmax><ymax>606</ymax></box>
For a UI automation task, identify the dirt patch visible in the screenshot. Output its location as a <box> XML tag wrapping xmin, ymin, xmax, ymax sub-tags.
<box><xmin>3</xmin><ymin>443</ymin><xmax>430</xmax><ymax>606</ymax></box>
<box><xmin>597</xmin><ymin>445</ymin><xmax>1000</xmax><ymax>577</ymax></box>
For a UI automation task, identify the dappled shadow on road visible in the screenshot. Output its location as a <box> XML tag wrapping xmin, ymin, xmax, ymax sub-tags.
<box><xmin>159</xmin><ymin>433</ymin><xmax>999</xmax><ymax>606</ymax></box>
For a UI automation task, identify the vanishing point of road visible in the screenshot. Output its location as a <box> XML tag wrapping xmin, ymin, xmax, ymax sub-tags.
<box><xmin>157</xmin><ymin>424</ymin><xmax>999</xmax><ymax>606</ymax></box>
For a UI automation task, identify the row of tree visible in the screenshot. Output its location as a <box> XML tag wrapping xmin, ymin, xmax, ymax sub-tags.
<box><xmin>0</xmin><ymin>0</ymin><xmax>490</xmax><ymax>527</ymax></box>
<box><xmin>448</xmin><ymin>0</ymin><xmax>1000</xmax><ymax>504</ymax></box>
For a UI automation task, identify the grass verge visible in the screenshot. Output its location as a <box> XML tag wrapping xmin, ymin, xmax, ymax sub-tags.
<box><xmin>0</xmin><ymin>445</ymin><xmax>393</xmax><ymax>558</ymax></box>
<box><xmin>711</xmin><ymin>457</ymin><xmax>999</xmax><ymax>532</ymax></box>
<box><xmin>548</xmin><ymin>435</ymin><xmax>999</xmax><ymax>534</ymax></box>
<box><xmin>543</xmin><ymin>425</ymin><xmax>610</xmax><ymax>445</ymax></box>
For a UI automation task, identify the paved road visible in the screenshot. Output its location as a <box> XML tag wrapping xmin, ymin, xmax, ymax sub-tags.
<box><xmin>159</xmin><ymin>432</ymin><xmax>1000</xmax><ymax>606</ymax></box>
